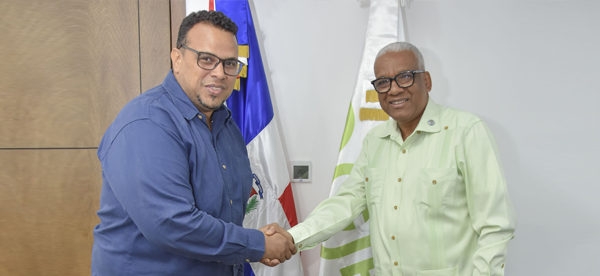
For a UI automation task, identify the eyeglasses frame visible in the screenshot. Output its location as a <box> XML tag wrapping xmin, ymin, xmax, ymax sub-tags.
<box><xmin>371</xmin><ymin>70</ymin><xmax>426</xmax><ymax>94</ymax></box>
<box><xmin>180</xmin><ymin>44</ymin><xmax>245</xmax><ymax>76</ymax></box>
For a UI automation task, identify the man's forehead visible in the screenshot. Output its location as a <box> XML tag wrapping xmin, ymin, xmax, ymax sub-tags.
<box><xmin>188</xmin><ymin>23</ymin><xmax>232</xmax><ymax>38</ymax></box>
<box><xmin>375</xmin><ymin>51</ymin><xmax>418</xmax><ymax>73</ymax></box>
<box><xmin>186</xmin><ymin>23</ymin><xmax>238</xmax><ymax>56</ymax></box>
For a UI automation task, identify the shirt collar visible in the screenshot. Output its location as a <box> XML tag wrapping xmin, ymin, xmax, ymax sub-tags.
<box><xmin>414</xmin><ymin>97</ymin><xmax>441</xmax><ymax>134</ymax></box>
<box><xmin>374</xmin><ymin>97</ymin><xmax>442</xmax><ymax>139</ymax></box>
<box><xmin>161</xmin><ymin>69</ymin><xmax>232</xmax><ymax>122</ymax></box>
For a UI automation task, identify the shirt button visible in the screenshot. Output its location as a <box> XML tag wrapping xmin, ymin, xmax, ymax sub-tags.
<box><xmin>222</xmin><ymin>165</ymin><xmax>226</xmax><ymax>169</ymax></box>
<box><xmin>501</xmin><ymin>264</ymin><xmax>505</xmax><ymax>268</ymax></box>
<box><xmin>394</xmin><ymin>262</ymin><xmax>398</xmax><ymax>266</ymax></box>
<box><xmin>416</xmin><ymin>131</ymin><xmax>421</xmax><ymax>134</ymax></box>
<box><xmin>246</xmin><ymin>259</ymin><xmax>250</xmax><ymax>262</ymax></box>
<box><xmin>299</xmin><ymin>244</ymin><xmax>303</xmax><ymax>248</ymax></box>
<box><xmin>397</xmin><ymin>178</ymin><xmax>402</xmax><ymax>182</ymax></box>
<box><xmin>365</xmin><ymin>177</ymin><xmax>369</xmax><ymax>182</ymax></box>
<box><xmin>230</xmin><ymin>200</ymin><xmax>233</xmax><ymax>204</ymax></box>
<box><xmin>402</xmin><ymin>149</ymin><xmax>406</xmax><ymax>154</ymax></box>
<box><xmin>427</xmin><ymin>119</ymin><xmax>435</xmax><ymax>126</ymax></box>
<box><xmin>391</xmin><ymin>236</ymin><xmax>395</xmax><ymax>240</ymax></box>
<box><xmin>444</xmin><ymin>126</ymin><xmax>448</xmax><ymax>130</ymax></box>
<box><xmin>432</xmin><ymin>180</ymin><xmax>437</xmax><ymax>185</ymax></box>
<box><xmin>198</xmin><ymin>115</ymin><xmax>203</xmax><ymax>119</ymax></box>
<box><xmin>394</xmin><ymin>205</ymin><xmax>398</xmax><ymax>210</ymax></box>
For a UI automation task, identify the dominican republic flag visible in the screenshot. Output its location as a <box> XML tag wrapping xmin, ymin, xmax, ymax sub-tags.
<box><xmin>186</xmin><ymin>1</ymin><xmax>304</xmax><ymax>276</ymax></box>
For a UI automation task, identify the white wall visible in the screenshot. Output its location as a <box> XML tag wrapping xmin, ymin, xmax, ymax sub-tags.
<box><xmin>199</xmin><ymin>1</ymin><xmax>600</xmax><ymax>275</ymax></box>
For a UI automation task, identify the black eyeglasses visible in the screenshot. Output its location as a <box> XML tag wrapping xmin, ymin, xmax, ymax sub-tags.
<box><xmin>371</xmin><ymin>70</ymin><xmax>425</xmax><ymax>93</ymax></box>
<box><xmin>181</xmin><ymin>45</ymin><xmax>245</xmax><ymax>76</ymax></box>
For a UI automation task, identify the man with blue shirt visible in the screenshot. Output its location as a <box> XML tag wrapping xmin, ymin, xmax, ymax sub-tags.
<box><xmin>91</xmin><ymin>11</ymin><xmax>294</xmax><ymax>275</ymax></box>
<box><xmin>268</xmin><ymin>42</ymin><xmax>517</xmax><ymax>275</ymax></box>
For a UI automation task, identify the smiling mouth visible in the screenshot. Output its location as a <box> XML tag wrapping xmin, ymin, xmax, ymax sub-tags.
<box><xmin>390</xmin><ymin>99</ymin><xmax>408</xmax><ymax>105</ymax></box>
<box><xmin>206</xmin><ymin>85</ymin><xmax>224</xmax><ymax>95</ymax></box>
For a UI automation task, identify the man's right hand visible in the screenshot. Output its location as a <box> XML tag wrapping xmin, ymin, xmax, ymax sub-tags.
<box><xmin>260</xmin><ymin>223</ymin><xmax>296</xmax><ymax>267</ymax></box>
<box><xmin>262</xmin><ymin>232</ymin><xmax>292</xmax><ymax>266</ymax></box>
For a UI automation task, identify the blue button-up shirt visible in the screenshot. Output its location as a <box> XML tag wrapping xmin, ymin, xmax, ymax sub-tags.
<box><xmin>92</xmin><ymin>71</ymin><xmax>265</xmax><ymax>276</ymax></box>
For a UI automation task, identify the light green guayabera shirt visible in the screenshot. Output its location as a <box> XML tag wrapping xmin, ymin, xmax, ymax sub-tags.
<box><xmin>289</xmin><ymin>99</ymin><xmax>517</xmax><ymax>276</ymax></box>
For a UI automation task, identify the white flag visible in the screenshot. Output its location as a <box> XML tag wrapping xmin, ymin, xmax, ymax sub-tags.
<box><xmin>318</xmin><ymin>1</ymin><xmax>402</xmax><ymax>275</ymax></box>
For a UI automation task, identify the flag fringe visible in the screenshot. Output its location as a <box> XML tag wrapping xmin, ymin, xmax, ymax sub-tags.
<box><xmin>365</xmin><ymin>90</ymin><xmax>378</xmax><ymax>103</ymax></box>
<box><xmin>238</xmin><ymin>45</ymin><xmax>249</xmax><ymax>58</ymax></box>
<box><xmin>239</xmin><ymin>65</ymin><xmax>248</xmax><ymax>78</ymax></box>
<box><xmin>359</xmin><ymin>108</ymin><xmax>389</xmax><ymax>121</ymax></box>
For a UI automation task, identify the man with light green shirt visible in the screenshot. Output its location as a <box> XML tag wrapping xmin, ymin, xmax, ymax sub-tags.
<box><xmin>264</xmin><ymin>42</ymin><xmax>517</xmax><ymax>275</ymax></box>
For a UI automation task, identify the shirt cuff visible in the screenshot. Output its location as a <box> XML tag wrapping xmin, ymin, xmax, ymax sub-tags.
<box><xmin>288</xmin><ymin>226</ymin><xmax>308</xmax><ymax>252</ymax></box>
<box><xmin>244</xmin><ymin>228</ymin><xmax>266</xmax><ymax>262</ymax></box>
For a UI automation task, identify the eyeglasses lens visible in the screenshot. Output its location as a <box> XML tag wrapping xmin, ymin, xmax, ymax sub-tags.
<box><xmin>395</xmin><ymin>72</ymin><xmax>414</xmax><ymax>87</ymax></box>
<box><xmin>197</xmin><ymin>52</ymin><xmax>241</xmax><ymax>76</ymax></box>
<box><xmin>374</xmin><ymin>79</ymin><xmax>391</xmax><ymax>93</ymax></box>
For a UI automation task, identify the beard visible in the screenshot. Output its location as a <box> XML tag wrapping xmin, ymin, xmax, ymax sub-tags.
<box><xmin>197</xmin><ymin>95</ymin><xmax>224</xmax><ymax>111</ymax></box>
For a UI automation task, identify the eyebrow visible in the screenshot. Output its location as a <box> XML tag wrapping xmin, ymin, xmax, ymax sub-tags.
<box><xmin>196</xmin><ymin>50</ymin><xmax>238</xmax><ymax>61</ymax></box>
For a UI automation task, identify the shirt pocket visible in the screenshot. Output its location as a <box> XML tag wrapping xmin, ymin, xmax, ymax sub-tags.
<box><xmin>364</xmin><ymin>167</ymin><xmax>386</xmax><ymax>207</ymax></box>
<box><xmin>416</xmin><ymin>168</ymin><xmax>459</xmax><ymax>208</ymax></box>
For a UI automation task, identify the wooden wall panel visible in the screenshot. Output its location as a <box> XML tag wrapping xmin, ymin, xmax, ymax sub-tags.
<box><xmin>170</xmin><ymin>0</ymin><xmax>187</xmax><ymax>51</ymax></box>
<box><xmin>0</xmin><ymin>1</ymin><xmax>92</xmax><ymax>148</ymax></box>
<box><xmin>0</xmin><ymin>0</ymin><xmax>141</xmax><ymax>148</ymax></box>
<box><xmin>0</xmin><ymin>0</ymin><xmax>174</xmax><ymax>275</ymax></box>
<box><xmin>86</xmin><ymin>0</ymin><xmax>142</xmax><ymax>147</ymax></box>
<box><xmin>140</xmin><ymin>0</ymin><xmax>172</xmax><ymax>92</ymax></box>
<box><xmin>0</xmin><ymin>149</ymin><xmax>102</xmax><ymax>275</ymax></box>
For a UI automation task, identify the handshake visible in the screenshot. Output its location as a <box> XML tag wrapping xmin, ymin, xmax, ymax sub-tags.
<box><xmin>259</xmin><ymin>223</ymin><xmax>297</xmax><ymax>267</ymax></box>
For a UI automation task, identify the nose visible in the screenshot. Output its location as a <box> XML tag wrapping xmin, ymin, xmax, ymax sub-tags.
<box><xmin>387</xmin><ymin>81</ymin><xmax>405</xmax><ymax>95</ymax></box>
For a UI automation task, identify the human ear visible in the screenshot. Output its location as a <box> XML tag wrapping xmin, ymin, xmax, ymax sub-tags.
<box><xmin>171</xmin><ymin>48</ymin><xmax>182</xmax><ymax>74</ymax></box>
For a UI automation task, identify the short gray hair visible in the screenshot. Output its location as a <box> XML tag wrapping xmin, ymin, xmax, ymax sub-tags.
<box><xmin>375</xmin><ymin>42</ymin><xmax>425</xmax><ymax>70</ymax></box>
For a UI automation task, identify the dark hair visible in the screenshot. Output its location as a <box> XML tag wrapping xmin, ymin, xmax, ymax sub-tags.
<box><xmin>176</xmin><ymin>10</ymin><xmax>238</xmax><ymax>49</ymax></box>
